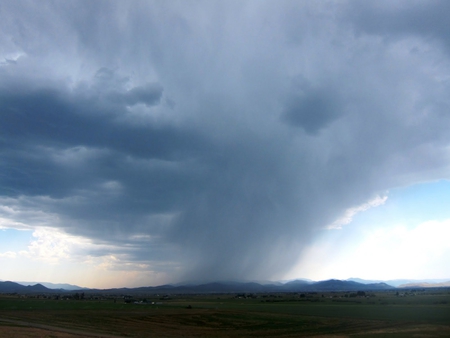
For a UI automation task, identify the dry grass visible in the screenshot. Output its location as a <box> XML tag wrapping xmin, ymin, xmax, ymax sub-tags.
<box><xmin>0</xmin><ymin>290</ymin><xmax>449</xmax><ymax>337</ymax></box>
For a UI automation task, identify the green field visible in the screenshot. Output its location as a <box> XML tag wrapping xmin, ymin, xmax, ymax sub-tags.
<box><xmin>0</xmin><ymin>289</ymin><xmax>449</xmax><ymax>337</ymax></box>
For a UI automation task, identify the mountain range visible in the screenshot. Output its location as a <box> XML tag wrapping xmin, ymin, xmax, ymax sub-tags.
<box><xmin>346</xmin><ymin>278</ymin><xmax>450</xmax><ymax>287</ymax></box>
<box><xmin>1</xmin><ymin>278</ymin><xmax>449</xmax><ymax>295</ymax></box>
<box><xmin>0</xmin><ymin>279</ymin><xmax>390</xmax><ymax>294</ymax></box>
<box><xmin>15</xmin><ymin>281</ymin><xmax>87</xmax><ymax>290</ymax></box>
<box><xmin>0</xmin><ymin>281</ymin><xmax>50</xmax><ymax>293</ymax></box>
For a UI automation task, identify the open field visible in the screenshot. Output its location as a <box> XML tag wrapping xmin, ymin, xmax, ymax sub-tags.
<box><xmin>0</xmin><ymin>289</ymin><xmax>449</xmax><ymax>337</ymax></box>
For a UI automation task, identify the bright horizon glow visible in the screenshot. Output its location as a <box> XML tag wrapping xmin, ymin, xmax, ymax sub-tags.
<box><xmin>286</xmin><ymin>180</ymin><xmax>450</xmax><ymax>283</ymax></box>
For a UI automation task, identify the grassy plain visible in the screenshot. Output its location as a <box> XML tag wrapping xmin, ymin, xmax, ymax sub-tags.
<box><xmin>0</xmin><ymin>289</ymin><xmax>449</xmax><ymax>337</ymax></box>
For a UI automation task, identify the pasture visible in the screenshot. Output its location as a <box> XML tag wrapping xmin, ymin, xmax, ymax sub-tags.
<box><xmin>0</xmin><ymin>289</ymin><xmax>449</xmax><ymax>337</ymax></box>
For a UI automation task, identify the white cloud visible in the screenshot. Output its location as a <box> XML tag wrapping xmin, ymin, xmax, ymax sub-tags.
<box><xmin>0</xmin><ymin>251</ymin><xmax>17</xmax><ymax>259</ymax></box>
<box><xmin>327</xmin><ymin>195</ymin><xmax>388</xmax><ymax>230</ymax></box>
<box><xmin>290</xmin><ymin>218</ymin><xmax>450</xmax><ymax>281</ymax></box>
<box><xmin>20</xmin><ymin>227</ymin><xmax>93</xmax><ymax>263</ymax></box>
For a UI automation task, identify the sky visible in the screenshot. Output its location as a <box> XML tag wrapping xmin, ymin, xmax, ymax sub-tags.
<box><xmin>1</xmin><ymin>0</ymin><xmax>450</xmax><ymax>289</ymax></box>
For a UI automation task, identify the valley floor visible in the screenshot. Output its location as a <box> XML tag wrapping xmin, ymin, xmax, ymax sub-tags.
<box><xmin>0</xmin><ymin>289</ymin><xmax>449</xmax><ymax>337</ymax></box>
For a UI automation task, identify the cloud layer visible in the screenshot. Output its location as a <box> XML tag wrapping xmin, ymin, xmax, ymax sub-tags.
<box><xmin>1</xmin><ymin>1</ymin><xmax>450</xmax><ymax>284</ymax></box>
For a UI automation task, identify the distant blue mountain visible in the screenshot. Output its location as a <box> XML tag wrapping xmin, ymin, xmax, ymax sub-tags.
<box><xmin>17</xmin><ymin>281</ymin><xmax>86</xmax><ymax>290</ymax></box>
<box><xmin>347</xmin><ymin>278</ymin><xmax>450</xmax><ymax>287</ymax></box>
<box><xmin>306</xmin><ymin>279</ymin><xmax>392</xmax><ymax>291</ymax></box>
<box><xmin>0</xmin><ymin>281</ymin><xmax>52</xmax><ymax>293</ymax></box>
<box><xmin>6</xmin><ymin>277</ymin><xmax>450</xmax><ymax>295</ymax></box>
<box><xmin>87</xmin><ymin>279</ymin><xmax>394</xmax><ymax>294</ymax></box>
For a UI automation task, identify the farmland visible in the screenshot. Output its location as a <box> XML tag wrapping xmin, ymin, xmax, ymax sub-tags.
<box><xmin>0</xmin><ymin>289</ymin><xmax>449</xmax><ymax>337</ymax></box>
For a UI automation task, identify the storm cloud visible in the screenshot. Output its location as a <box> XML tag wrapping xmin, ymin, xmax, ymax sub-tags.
<box><xmin>1</xmin><ymin>1</ymin><xmax>450</xmax><ymax>284</ymax></box>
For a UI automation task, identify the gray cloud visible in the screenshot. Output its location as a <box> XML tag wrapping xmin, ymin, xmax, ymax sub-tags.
<box><xmin>346</xmin><ymin>0</ymin><xmax>450</xmax><ymax>52</ymax></box>
<box><xmin>282</xmin><ymin>76</ymin><xmax>344</xmax><ymax>134</ymax></box>
<box><xmin>1</xmin><ymin>1</ymin><xmax>450</xmax><ymax>284</ymax></box>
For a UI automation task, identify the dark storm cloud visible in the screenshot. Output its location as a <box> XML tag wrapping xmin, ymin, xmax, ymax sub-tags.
<box><xmin>1</xmin><ymin>1</ymin><xmax>450</xmax><ymax>283</ymax></box>
<box><xmin>122</xmin><ymin>83</ymin><xmax>163</xmax><ymax>106</ymax></box>
<box><xmin>0</xmin><ymin>81</ymin><xmax>206</xmax><ymax>197</ymax></box>
<box><xmin>282</xmin><ymin>76</ymin><xmax>343</xmax><ymax>134</ymax></box>
<box><xmin>346</xmin><ymin>0</ymin><xmax>450</xmax><ymax>51</ymax></box>
<box><xmin>93</xmin><ymin>68</ymin><xmax>163</xmax><ymax>107</ymax></box>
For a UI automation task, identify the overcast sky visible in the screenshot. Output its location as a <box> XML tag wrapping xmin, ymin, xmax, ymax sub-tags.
<box><xmin>1</xmin><ymin>0</ymin><xmax>450</xmax><ymax>288</ymax></box>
